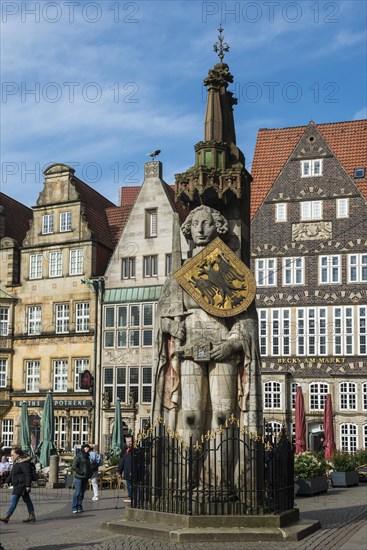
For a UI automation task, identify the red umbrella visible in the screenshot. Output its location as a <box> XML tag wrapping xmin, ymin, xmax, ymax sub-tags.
<box><xmin>324</xmin><ymin>394</ymin><xmax>336</xmax><ymax>460</ymax></box>
<box><xmin>295</xmin><ymin>386</ymin><xmax>306</xmax><ymax>454</ymax></box>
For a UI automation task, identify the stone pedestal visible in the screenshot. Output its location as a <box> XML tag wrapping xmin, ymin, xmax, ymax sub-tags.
<box><xmin>46</xmin><ymin>454</ymin><xmax>64</xmax><ymax>488</ymax></box>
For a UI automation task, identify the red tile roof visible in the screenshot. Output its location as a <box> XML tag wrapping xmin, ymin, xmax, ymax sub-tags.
<box><xmin>251</xmin><ymin>120</ymin><xmax>367</xmax><ymax>219</ymax></box>
<box><xmin>105</xmin><ymin>205</ymin><xmax>133</xmax><ymax>249</ymax></box>
<box><xmin>72</xmin><ymin>178</ymin><xmax>116</xmax><ymax>249</ymax></box>
<box><xmin>0</xmin><ymin>193</ymin><xmax>32</xmax><ymax>245</ymax></box>
<box><xmin>120</xmin><ymin>186</ymin><xmax>141</xmax><ymax>206</ymax></box>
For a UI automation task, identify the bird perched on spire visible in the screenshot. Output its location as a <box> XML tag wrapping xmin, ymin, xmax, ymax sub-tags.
<box><xmin>147</xmin><ymin>149</ymin><xmax>161</xmax><ymax>160</ymax></box>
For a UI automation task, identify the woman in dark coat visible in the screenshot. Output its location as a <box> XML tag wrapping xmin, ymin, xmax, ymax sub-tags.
<box><xmin>0</xmin><ymin>446</ymin><xmax>35</xmax><ymax>524</ymax></box>
<box><xmin>117</xmin><ymin>437</ymin><xmax>132</xmax><ymax>502</ymax></box>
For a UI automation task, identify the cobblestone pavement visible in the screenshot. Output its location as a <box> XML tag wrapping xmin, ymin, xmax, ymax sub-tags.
<box><xmin>0</xmin><ymin>483</ymin><xmax>366</xmax><ymax>550</ymax></box>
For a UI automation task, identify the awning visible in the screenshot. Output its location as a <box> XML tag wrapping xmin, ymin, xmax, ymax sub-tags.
<box><xmin>104</xmin><ymin>285</ymin><xmax>163</xmax><ymax>303</ymax></box>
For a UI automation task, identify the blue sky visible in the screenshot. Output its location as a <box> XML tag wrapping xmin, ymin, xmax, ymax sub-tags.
<box><xmin>1</xmin><ymin>0</ymin><xmax>366</xmax><ymax>207</ymax></box>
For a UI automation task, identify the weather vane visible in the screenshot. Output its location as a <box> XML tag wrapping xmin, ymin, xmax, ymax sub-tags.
<box><xmin>213</xmin><ymin>25</ymin><xmax>230</xmax><ymax>62</ymax></box>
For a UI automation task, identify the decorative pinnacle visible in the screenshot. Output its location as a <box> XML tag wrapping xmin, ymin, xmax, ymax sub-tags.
<box><xmin>213</xmin><ymin>25</ymin><xmax>230</xmax><ymax>62</ymax></box>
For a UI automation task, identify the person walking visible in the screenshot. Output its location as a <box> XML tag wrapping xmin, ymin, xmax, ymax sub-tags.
<box><xmin>71</xmin><ymin>443</ymin><xmax>92</xmax><ymax>514</ymax></box>
<box><xmin>0</xmin><ymin>446</ymin><xmax>36</xmax><ymax>524</ymax></box>
<box><xmin>117</xmin><ymin>437</ymin><xmax>132</xmax><ymax>503</ymax></box>
<box><xmin>88</xmin><ymin>445</ymin><xmax>101</xmax><ymax>501</ymax></box>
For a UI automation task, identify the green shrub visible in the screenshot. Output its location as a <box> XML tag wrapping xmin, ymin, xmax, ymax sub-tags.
<box><xmin>294</xmin><ymin>452</ymin><xmax>327</xmax><ymax>479</ymax></box>
<box><xmin>354</xmin><ymin>450</ymin><xmax>367</xmax><ymax>467</ymax></box>
<box><xmin>331</xmin><ymin>451</ymin><xmax>357</xmax><ymax>472</ymax></box>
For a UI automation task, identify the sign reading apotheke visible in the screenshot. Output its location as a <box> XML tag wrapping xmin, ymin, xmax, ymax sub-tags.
<box><xmin>15</xmin><ymin>400</ymin><xmax>93</xmax><ymax>408</ymax></box>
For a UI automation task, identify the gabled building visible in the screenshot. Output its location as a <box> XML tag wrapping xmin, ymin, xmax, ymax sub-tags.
<box><xmin>251</xmin><ymin>120</ymin><xmax>367</xmax><ymax>451</ymax></box>
<box><xmin>1</xmin><ymin>163</ymin><xmax>118</xmax><ymax>451</ymax></box>
<box><xmin>0</xmin><ymin>194</ymin><xmax>32</xmax><ymax>439</ymax></box>
<box><xmin>100</xmin><ymin>161</ymin><xmax>189</xmax><ymax>449</ymax></box>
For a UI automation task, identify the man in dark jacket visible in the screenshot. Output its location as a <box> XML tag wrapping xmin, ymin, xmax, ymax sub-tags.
<box><xmin>71</xmin><ymin>443</ymin><xmax>92</xmax><ymax>514</ymax></box>
<box><xmin>0</xmin><ymin>446</ymin><xmax>35</xmax><ymax>524</ymax></box>
<box><xmin>117</xmin><ymin>437</ymin><xmax>133</xmax><ymax>503</ymax></box>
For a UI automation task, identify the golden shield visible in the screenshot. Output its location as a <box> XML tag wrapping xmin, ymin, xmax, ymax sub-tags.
<box><xmin>174</xmin><ymin>237</ymin><xmax>256</xmax><ymax>317</ymax></box>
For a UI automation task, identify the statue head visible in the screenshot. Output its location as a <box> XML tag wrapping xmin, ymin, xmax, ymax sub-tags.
<box><xmin>181</xmin><ymin>206</ymin><xmax>228</xmax><ymax>246</ymax></box>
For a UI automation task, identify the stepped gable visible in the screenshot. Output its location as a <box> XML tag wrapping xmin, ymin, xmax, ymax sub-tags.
<box><xmin>0</xmin><ymin>192</ymin><xmax>32</xmax><ymax>244</ymax></box>
<box><xmin>251</xmin><ymin>119</ymin><xmax>367</xmax><ymax>220</ymax></box>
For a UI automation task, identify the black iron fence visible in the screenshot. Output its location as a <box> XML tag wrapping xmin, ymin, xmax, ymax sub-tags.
<box><xmin>130</xmin><ymin>419</ymin><xmax>294</xmax><ymax>516</ymax></box>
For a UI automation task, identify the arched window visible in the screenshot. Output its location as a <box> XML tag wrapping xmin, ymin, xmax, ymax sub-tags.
<box><xmin>265</xmin><ymin>421</ymin><xmax>282</xmax><ymax>437</ymax></box>
<box><xmin>363</xmin><ymin>382</ymin><xmax>367</xmax><ymax>411</ymax></box>
<box><xmin>339</xmin><ymin>382</ymin><xmax>357</xmax><ymax>410</ymax></box>
<box><xmin>340</xmin><ymin>423</ymin><xmax>358</xmax><ymax>453</ymax></box>
<box><xmin>309</xmin><ymin>382</ymin><xmax>328</xmax><ymax>411</ymax></box>
<box><xmin>264</xmin><ymin>381</ymin><xmax>281</xmax><ymax>409</ymax></box>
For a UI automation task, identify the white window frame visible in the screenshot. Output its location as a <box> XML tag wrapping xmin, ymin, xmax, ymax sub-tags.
<box><xmin>291</xmin><ymin>382</ymin><xmax>298</xmax><ymax>410</ymax></box>
<box><xmin>71</xmin><ymin>416</ymin><xmax>88</xmax><ymax>447</ymax></box>
<box><xmin>348</xmin><ymin>254</ymin><xmax>367</xmax><ymax>283</ymax></box>
<box><xmin>301</xmin><ymin>159</ymin><xmax>323</xmax><ymax>177</ymax></box>
<box><xmin>121</xmin><ymin>257</ymin><xmax>136</xmax><ymax>279</ymax></box>
<box><xmin>143</xmin><ymin>255</ymin><xmax>158</xmax><ymax>278</ymax></box>
<box><xmin>116</xmin><ymin>366</ymin><xmax>127</xmax><ymax>402</ymax></box>
<box><xmin>358</xmin><ymin>306</ymin><xmax>366</xmax><ymax>356</ymax></box>
<box><xmin>53</xmin><ymin>359</ymin><xmax>68</xmax><ymax>392</ymax></box>
<box><xmin>49</xmin><ymin>251</ymin><xmax>62</xmax><ymax>277</ymax></box>
<box><xmin>54</xmin><ymin>416</ymin><xmax>67</xmax><ymax>449</ymax></box>
<box><xmin>165</xmin><ymin>253</ymin><xmax>172</xmax><ymax>276</ymax></box>
<box><xmin>27</xmin><ymin>306</ymin><xmax>41</xmax><ymax>335</ymax></box>
<box><xmin>55</xmin><ymin>304</ymin><xmax>69</xmax><ymax>334</ymax></box>
<box><xmin>300</xmin><ymin>200</ymin><xmax>323</xmax><ymax>220</ymax></box>
<box><xmin>141</xmin><ymin>366</ymin><xmax>152</xmax><ymax>404</ymax></box>
<box><xmin>340</xmin><ymin>423</ymin><xmax>357</xmax><ymax>453</ymax></box>
<box><xmin>60</xmin><ymin>211</ymin><xmax>72</xmax><ymax>232</ymax></box>
<box><xmin>336</xmin><ymin>198</ymin><xmax>349</xmax><ymax>218</ymax></box>
<box><xmin>264</xmin><ymin>381</ymin><xmax>281</xmax><ymax>409</ymax></box>
<box><xmin>69</xmin><ymin>249</ymin><xmax>83</xmax><ymax>275</ymax></box>
<box><xmin>129</xmin><ymin>367</ymin><xmax>139</xmax><ymax>404</ymax></box>
<box><xmin>297</xmin><ymin>307</ymin><xmax>328</xmax><ymax>356</ymax></box>
<box><xmin>145</xmin><ymin>208</ymin><xmax>157</xmax><ymax>238</ymax></box>
<box><xmin>26</xmin><ymin>360</ymin><xmax>40</xmax><ymax>392</ymax></box>
<box><xmin>1</xmin><ymin>419</ymin><xmax>13</xmax><ymax>447</ymax></box>
<box><xmin>255</xmin><ymin>258</ymin><xmax>276</xmax><ymax>287</ymax></box>
<box><xmin>76</xmin><ymin>302</ymin><xmax>90</xmax><ymax>333</ymax></box>
<box><xmin>275</xmin><ymin>203</ymin><xmax>287</xmax><ymax>222</ymax></box>
<box><xmin>42</xmin><ymin>214</ymin><xmax>54</xmax><ymax>234</ymax></box>
<box><xmin>364</xmin><ymin>424</ymin><xmax>367</xmax><ymax>450</ymax></box>
<box><xmin>309</xmin><ymin>382</ymin><xmax>328</xmax><ymax>411</ymax></box>
<box><xmin>333</xmin><ymin>306</ymin><xmax>354</xmax><ymax>355</ymax></box>
<box><xmin>74</xmin><ymin>358</ymin><xmax>90</xmax><ymax>392</ymax></box>
<box><xmin>283</xmin><ymin>257</ymin><xmax>304</xmax><ymax>285</ymax></box>
<box><xmin>29</xmin><ymin>254</ymin><xmax>43</xmax><ymax>279</ymax></box>
<box><xmin>319</xmin><ymin>255</ymin><xmax>341</xmax><ymax>284</ymax></box>
<box><xmin>0</xmin><ymin>308</ymin><xmax>9</xmax><ymax>336</ymax></box>
<box><xmin>0</xmin><ymin>359</ymin><xmax>7</xmax><ymax>387</ymax></box>
<box><xmin>259</xmin><ymin>309</ymin><xmax>268</xmax><ymax>356</ymax></box>
<box><xmin>363</xmin><ymin>382</ymin><xmax>367</xmax><ymax>411</ymax></box>
<box><xmin>265</xmin><ymin>421</ymin><xmax>282</xmax><ymax>436</ymax></box>
<box><xmin>339</xmin><ymin>381</ymin><xmax>357</xmax><ymax>411</ymax></box>
<box><xmin>271</xmin><ymin>309</ymin><xmax>291</xmax><ymax>356</ymax></box>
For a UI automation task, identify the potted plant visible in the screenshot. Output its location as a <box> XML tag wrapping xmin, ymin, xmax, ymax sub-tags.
<box><xmin>294</xmin><ymin>451</ymin><xmax>328</xmax><ymax>496</ymax></box>
<box><xmin>330</xmin><ymin>451</ymin><xmax>359</xmax><ymax>487</ymax></box>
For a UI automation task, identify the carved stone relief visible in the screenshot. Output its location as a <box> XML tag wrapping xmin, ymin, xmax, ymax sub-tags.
<box><xmin>292</xmin><ymin>221</ymin><xmax>332</xmax><ymax>241</ymax></box>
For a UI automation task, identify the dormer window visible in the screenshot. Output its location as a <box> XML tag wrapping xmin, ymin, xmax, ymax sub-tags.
<box><xmin>354</xmin><ymin>167</ymin><xmax>366</xmax><ymax>179</ymax></box>
<box><xmin>301</xmin><ymin>159</ymin><xmax>323</xmax><ymax>177</ymax></box>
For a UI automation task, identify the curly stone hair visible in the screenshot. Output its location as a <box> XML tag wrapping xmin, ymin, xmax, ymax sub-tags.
<box><xmin>181</xmin><ymin>205</ymin><xmax>228</xmax><ymax>240</ymax></box>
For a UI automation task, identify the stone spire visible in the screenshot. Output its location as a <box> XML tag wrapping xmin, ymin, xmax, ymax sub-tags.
<box><xmin>204</xmin><ymin>25</ymin><xmax>237</xmax><ymax>144</ymax></box>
